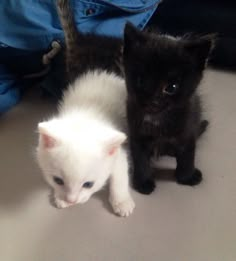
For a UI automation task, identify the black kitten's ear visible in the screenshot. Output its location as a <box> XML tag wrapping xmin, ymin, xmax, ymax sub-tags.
<box><xmin>184</xmin><ymin>34</ymin><xmax>216</xmax><ymax>69</ymax></box>
<box><xmin>124</xmin><ymin>22</ymin><xmax>147</xmax><ymax>51</ymax></box>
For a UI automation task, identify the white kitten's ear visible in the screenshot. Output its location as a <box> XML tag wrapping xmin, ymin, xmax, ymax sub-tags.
<box><xmin>104</xmin><ymin>131</ymin><xmax>126</xmax><ymax>156</ymax></box>
<box><xmin>38</xmin><ymin>122</ymin><xmax>58</xmax><ymax>149</ymax></box>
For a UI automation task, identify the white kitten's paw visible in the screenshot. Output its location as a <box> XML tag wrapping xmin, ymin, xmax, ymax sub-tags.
<box><xmin>110</xmin><ymin>197</ymin><xmax>135</xmax><ymax>217</ymax></box>
<box><xmin>52</xmin><ymin>197</ymin><xmax>71</xmax><ymax>209</ymax></box>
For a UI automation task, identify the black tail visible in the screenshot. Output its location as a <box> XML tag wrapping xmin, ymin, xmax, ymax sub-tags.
<box><xmin>56</xmin><ymin>0</ymin><xmax>80</xmax><ymax>75</ymax></box>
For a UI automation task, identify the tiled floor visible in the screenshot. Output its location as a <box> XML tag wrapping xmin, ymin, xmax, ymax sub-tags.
<box><xmin>1</xmin><ymin>69</ymin><xmax>236</xmax><ymax>261</ymax></box>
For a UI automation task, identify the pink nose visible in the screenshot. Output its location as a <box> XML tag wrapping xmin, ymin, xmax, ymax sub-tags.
<box><xmin>65</xmin><ymin>196</ymin><xmax>77</xmax><ymax>204</ymax></box>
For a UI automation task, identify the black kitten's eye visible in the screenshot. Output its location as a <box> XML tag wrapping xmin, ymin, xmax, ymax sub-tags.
<box><xmin>53</xmin><ymin>176</ymin><xmax>64</xmax><ymax>186</ymax></box>
<box><xmin>163</xmin><ymin>83</ymin><xmax>179</xmax><ymax>95</ymax></box>
<box><xmin>82</xmin><ymin>182</ymin><xmax>94</xmax><ymax>189</ymax></box>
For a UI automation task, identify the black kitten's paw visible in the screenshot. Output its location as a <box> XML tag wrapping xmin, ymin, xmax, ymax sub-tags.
<box><xmin>134</xmin><ymin>179</ymin><xmax>156</xmax><ymax>195</ymax></box>
<box><xmin>176</xmin><ymin>168</ymin><xmax>202</xmax><ymax>186</ymax></box>
<box><xmin>198</xmin><ymin>120</ymin><xmax>209</xmax><ymax>137</ymax></box>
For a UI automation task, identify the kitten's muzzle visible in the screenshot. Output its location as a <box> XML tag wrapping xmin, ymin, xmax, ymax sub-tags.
<box><xmin>145</xmin><ymin>100</ymin><xmax>169</xmax><ymax>113</ymax></box>
<box><xmin>65</xmin><ymin>193</ymin><xmax>89</xmax><ymax>204</ymax></box>
<box><xmin>65</xmin><ymin>194</ymin><xmax>78</xmax><ymax>204</ymax></box>
<box><xmin>145</xmin><ymin>103</ymin><xmax>160</xmax><ymax>113</ymax></box>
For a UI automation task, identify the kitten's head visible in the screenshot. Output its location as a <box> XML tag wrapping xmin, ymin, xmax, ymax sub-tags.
<box><xmin>123</xmin><ymin>23</ymin><xmax>214</xmax><ymax>113</ymax></box>
<box><xmin>36</xmin><ymin>117</ymin><xmax>126</xmax><ymax>206</ymax></box>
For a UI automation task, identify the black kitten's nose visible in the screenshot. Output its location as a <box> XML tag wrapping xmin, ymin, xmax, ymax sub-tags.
<box><xmin>152</xmin><ymin>100</ymin><xmax>159</xmax><ymax>106</ymax></box>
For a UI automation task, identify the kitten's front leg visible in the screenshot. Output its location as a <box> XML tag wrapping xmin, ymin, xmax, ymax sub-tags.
<box><xmin>175</xmin><ymin>137</ymin><xmax>202</xmax><ymax>186</ymax></box>
<box><xmin>131</xmin><ymin>138</ymin><xmax>155</xmax><ymax>194</ymax></box>
<box><xmin>109</xmin><ymin>149</ymin><xmax>135</xmax><ymax>217</ymax></box>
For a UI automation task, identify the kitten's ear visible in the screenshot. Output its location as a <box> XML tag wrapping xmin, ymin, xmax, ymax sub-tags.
<box><xmin>104</xmin><ymin>131</ymin><xmax>127</xmax><ymax>156</ymax></box>
<box><xmin>38</xmin><ymin>122</ymin><xmax>58</xmax><ymax>149</ymax></box>
<box><xmin>124</xmin><ymin>22</ymin><xmax>146</xmax><ymax>51</ymax></box>
<box><xmin>184</xmin><ymin>34</ymin><xmax>216</xmax><ymax>69</ymax></box>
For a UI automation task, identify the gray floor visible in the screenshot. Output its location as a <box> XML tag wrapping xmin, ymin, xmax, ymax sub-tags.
<box><xmin>0</xmin><ymin>69</ymin><xmax>236</xmax><ymax>261</ymax></box>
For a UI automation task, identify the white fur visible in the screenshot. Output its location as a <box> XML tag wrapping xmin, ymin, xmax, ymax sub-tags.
<box><xmin>36</xmin><ymin>70</ymin><xmax>135</xmax><ymax>217</ymax></box>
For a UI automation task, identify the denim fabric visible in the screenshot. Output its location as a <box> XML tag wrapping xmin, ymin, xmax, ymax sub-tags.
<box><xmin>0</xmin><ymin>65</ymin><xmax>20</xmax><ymax>114</ymax></box>
<box><xmin>0</xmin><ymin>0</ymin><xmax>160</xmax><ymax>113</ymax></box>
<box><xmin>0</xmin><ymin>0</ymin><xmax>160</xmax><ymax>50</ymax></box>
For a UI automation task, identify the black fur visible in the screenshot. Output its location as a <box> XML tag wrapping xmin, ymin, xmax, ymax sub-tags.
<box><xmin>123</xmin><ymin>23</ymin><xmax>214</xmax><ymax>194</ymax></box>
<box><xmin>57</xmin><ymin>0</ymin><xmax>123</xmax><ymax>83</ymax></box>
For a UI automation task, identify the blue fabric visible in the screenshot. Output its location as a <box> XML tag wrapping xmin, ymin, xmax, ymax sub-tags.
<box><xmin>0</xmin><ymin>0</ymin><xmax>160</xmax><ymax>50</ymax></box>
<box><xmin>0</xmin><ymin>65</ymin><xmax>20</xmax><ymax>114</ymax></box>
<box><xmin>0</xmin><ymin>0</ymin><xmax>161</xmax><ymax>114</ymax></box>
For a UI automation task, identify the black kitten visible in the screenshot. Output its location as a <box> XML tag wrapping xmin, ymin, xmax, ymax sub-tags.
<box><xmin>123</xmin><ymin>23</ymin><xmax>214</xmax><ymax>194</ymax></box>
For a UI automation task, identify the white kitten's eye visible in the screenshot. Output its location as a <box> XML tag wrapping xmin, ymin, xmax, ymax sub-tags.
<box><xmin>82</xmin><ymin>182</ymin><xmax>94</xmax><ymax>189</ymax></box>
<box><xmin>53</xmin><ymin>176</ymin><xmax>64</xmax><ymax>186</ymax></box>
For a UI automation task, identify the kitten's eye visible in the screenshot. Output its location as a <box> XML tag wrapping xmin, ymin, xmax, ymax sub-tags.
<box><xmin>53</xmin><ymin>176</ymin><xmax>64</xmax><ymax>186</ymax></box>
<box><xmin>82</xmin><ymin>182</ymin><xmax>94</xmax><ymax>189</ymax></box>
<box><xmin>163</xmin><ymin>83</ymin><xmax>179</xmax><ymax>96</ymax></box>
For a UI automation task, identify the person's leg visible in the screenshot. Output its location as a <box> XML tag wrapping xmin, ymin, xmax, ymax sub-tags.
<box><xmin>0</xmin><ymin>65</ymin><xmax>21</xmax><ymax>114</ymax></box>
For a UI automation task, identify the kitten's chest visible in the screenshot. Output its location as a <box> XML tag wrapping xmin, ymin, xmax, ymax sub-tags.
<box><xmin>140</xmin><ymin>113</ymin><xmax>182</xmax><ymax>156</ymax></box>
<box><xmin>142</xmin><ymin>114</ymin><xmax>161</xmax><ymax>134</ymax></box>
<box><xmin>141</xmin><ymin>113</ymin><xmax>176</xmax><ymax>137</ymax></box>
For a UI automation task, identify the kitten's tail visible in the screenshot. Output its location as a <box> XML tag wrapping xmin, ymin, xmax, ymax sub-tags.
<box><xmin>198</xmin><ymin>120</ymin><xmax>209</xmax><ymax>137</ymax></box>
<box><xmin>57</xmin><ymin>0</ymin><xmax>80</xmax><ymax>69</ymax></box>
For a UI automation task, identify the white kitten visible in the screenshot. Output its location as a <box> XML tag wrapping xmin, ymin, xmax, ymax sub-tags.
<box><xmin>36</xmin><ymin>70</ymin><xmax>135</xmax><ymax>217</ymax></box>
